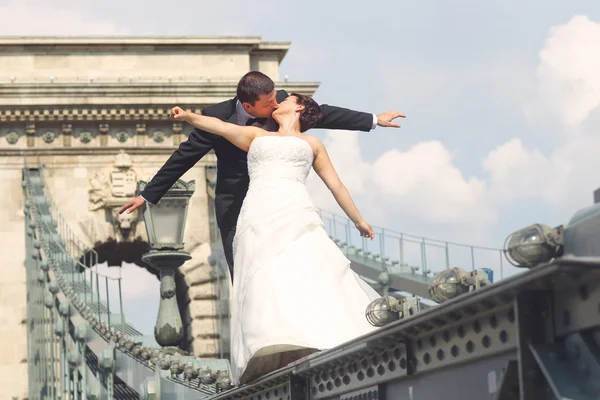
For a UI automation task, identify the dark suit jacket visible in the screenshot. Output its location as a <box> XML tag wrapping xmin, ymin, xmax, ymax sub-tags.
<box><xmin>140</xmin><ymin>89</ymin><xmax>373</xmax><ymax>235</ymax></box>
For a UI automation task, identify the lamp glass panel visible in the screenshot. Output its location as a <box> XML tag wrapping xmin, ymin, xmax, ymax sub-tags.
<box><xmin>145</xmin><ymin>199</ymin><xmax>187</xmax><ymax>246</ymax></box>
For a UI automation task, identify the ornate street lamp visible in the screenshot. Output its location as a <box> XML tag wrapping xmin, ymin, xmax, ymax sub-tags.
<box><xmin>137</xmin><ymin>179</ymin><xmax>195</xmax><ymax>347</ymax></box>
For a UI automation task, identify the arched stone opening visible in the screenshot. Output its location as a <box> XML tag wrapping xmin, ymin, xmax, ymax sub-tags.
<box><xmin>79</xmin><ymin>239</ymin><xmax>228</xmax><ymax>359</ymax></box>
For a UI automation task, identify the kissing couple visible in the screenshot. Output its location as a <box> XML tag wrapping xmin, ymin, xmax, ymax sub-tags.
<box><xmin>120</xmin><ymin>71</ymin><xmax>406</xmax><ymax>385</ymax></box>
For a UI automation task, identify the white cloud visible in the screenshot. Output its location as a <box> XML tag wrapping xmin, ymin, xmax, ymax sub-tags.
<box><xmin>483</xmin><ymin>15</ymin><xmax>600</xmax><ymax>216</ymax></box>
<box><xmin>526</xmin><ymin>15</ymin><xmax>600</xmax><ymax>128</ymax></box>
<box><xmin>307</xmin><ymin>131</ymin><xmax>497</xmax><ymax>244</ymax></box>
<box><xmin>303</xmin><ymin>14</ymin><xmax>600</xmax><ymax>280</ymax></box>
<box><xmin>484</xmin><ymin>138</ymin><xmax>557</xmax><ymax>204</ymax></box>
<box><xmin>0</xmin><ymin>0</ymin><xmax>127</xmax><ymax>35</ymax></box>
<box><xmin>306</xmin><ymin>131</ymin><xmax>370</xmax><ymax>212</ymax></box>
<box><xmin>371</xmin><ymin>141</ymin><xmax>492</xmax><ymax>224</ymax></box>
<box><xmin>321</xmin><ymin>131</ymin><xmax>371</xmax><ymax>194</ymax></box>
<box><xmin>308</xmin><ymin>12</ymin><xmax>600</xmax><ymax>243</ymax></box>
<box><xmin>484</xmin><ymin>134</ymin><xmax>600</xmax><ymax>214</ymax></box>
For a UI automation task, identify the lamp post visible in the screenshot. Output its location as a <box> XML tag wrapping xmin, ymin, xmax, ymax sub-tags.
<box><xmin>137</xmin><ymin>179</ymin><xmax>195</xmax><ymax>348</ymax></box>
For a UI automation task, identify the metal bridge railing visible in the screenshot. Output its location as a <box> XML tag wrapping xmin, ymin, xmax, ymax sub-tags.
<box><xmin>318</xmin><ymin>209</ymin><xmax>505</xmax><ymax>284</ymax></box>
<box><xmin>22</xmin><ymin>162</ymin><xmax>232</xmax><ymax>400</ymax></box>
<box><xmin>31</xmin><ymin>161</ymin><xmax>131</xmax><ymax>337</ymax></box>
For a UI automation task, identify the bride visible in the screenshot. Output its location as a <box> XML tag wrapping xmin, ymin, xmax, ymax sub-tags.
<box><xmin>170</xmin><ymin>93</ymin><xmax>380</xmax><ymax>385</ymax></box>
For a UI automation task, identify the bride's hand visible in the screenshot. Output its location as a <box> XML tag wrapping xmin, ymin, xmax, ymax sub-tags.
<box><xmin>355</xmin><ymin>220</ymin><xmax>375</xmax><ymax>240</ymax></box>
<box><xmin>170</xmin><ymin>106</ymin><xmax>189</xmax><ymax>121</ymax></box>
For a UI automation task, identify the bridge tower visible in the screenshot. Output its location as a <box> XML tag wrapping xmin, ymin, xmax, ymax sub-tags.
<box><xmin>0</xmin><ymin>36</ymin><xmax>319</xmax><ymax>399</ymax></box>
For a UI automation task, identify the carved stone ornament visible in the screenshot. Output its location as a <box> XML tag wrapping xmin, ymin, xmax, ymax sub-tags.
<box><xmin>87</xmin><ymin>150</ymin><xmax>141</xmax><ymax>241</ymax></box>
<box><xmin>80</xmin><ymin>131</ymin><xmax>93</xmax><ymax>144</ymax></box>
<box><xmin>111</xmin><ymin>206</ymin><xmax>139</xmax><ymax>242</ymax></box>
<box><xmin>151</xmin><ymin>130</ymin><xmax>165</xmax><ymax>143</ymax></box>
<box><xmin>42</xmin><ymin>131</ymin><xmax>56</xmax><ymax>144</ymax></box>
<box><xmin>110</xmin><ymin>151</ymin><xmax>137</xmax><ymax>198</ymax></box>
<box><xmin>115</xmin><ymin>131</ymin><xmax>128</xmax><ymax>143</ymax></box>
<box><xmin>5</xmin><ymin>131</ymin><xmax>19</xmax><ymax>145</ymax></box>
<box><xmin>88</xmin><ymin>172</ymin><xmax>109</xmax><ymax>211</ymax></box>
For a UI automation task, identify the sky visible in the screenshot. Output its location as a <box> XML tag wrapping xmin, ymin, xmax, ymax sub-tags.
<box><xmin>4</xmin><ymin>0</ymin><xmax>600</xmax><ymax>333</ymax></box>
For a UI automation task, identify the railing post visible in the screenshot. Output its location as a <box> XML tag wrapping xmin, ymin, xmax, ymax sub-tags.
<box><xmin>61</xmin><ymin>315</ymin><xmax>67</xmax><ymax>400</ymax></box>
<box><xmin>88</xmin><ymin>269</ymin><xmax>93</xmax><ymax>307</ymax></box>
<box><xmin>399</xmin><ymin>234</ymin><xmax>404</xmax><ymax>266</ymax></box>
<box><xmin>346</xmin><ymin>219</ymin><xmax>352</xmax><ymax>252</ymax></box>
<box><xmin>380</xmin><ymin>228</ymin><xmax>386</xmax><ymax>264</ymax></box>
<box><xmin>105</xmin><ymin>277</ymin><xmax>111</xmax><ymax>329</ymax></box>
<box><xmin>471</xmin><ymin>246</ymin><xmax>475</xmax><ymax>271</ymax></box>
<box><xmin>96</xmin><ymin>266</ymin><xmax>101</xmax><ymax>322</ymax></box>
<box><xmin>445</xmin><ymin>242</ymin><xmax>450</xmax><ymax>269</ymax></box>
<box><xmin>332</xmin><ymin>214</ymin><xmax>337</xmax><ymax>239</ymax></box>
<box><xmin>118</xmin><ymin>277</ymin><xmax>125</xmax><ymax>334</ymax></box>
<box><xmin>420</xmin><ymin>238</ymin><xmax>427</xmax><ymax>274</ymax></box>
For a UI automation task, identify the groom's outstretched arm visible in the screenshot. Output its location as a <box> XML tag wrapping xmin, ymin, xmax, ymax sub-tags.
<box><xmin>317</xmin><ymin>104</ymin><xmax>376</xmax><ymax>132</ymax></box>
<box><xmin>317</xmin><ymin>105</ymin><xmax>406</xmax><ymax>131</ymax></box>
<box><xmin>279</xmin><ymin>90</ymin><xmax>405</xmax><ymax>132</ymax></box>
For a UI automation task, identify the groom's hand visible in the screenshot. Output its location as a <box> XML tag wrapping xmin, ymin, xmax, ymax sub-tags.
<box><xmin>376</xmin><ymin>111</ymin><xmax>406</xmax><ymax>128</ymax></box>
<box><xmin>119</xmin><ymin>195</ymin><xmax>146</xmax><ymax>214</ymax></box>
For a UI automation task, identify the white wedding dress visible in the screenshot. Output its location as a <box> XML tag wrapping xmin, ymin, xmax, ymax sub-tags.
<box><xmin>230</xmin><ymin>135</ymin><xmax>380</xmax><ymax>385</ymax></box>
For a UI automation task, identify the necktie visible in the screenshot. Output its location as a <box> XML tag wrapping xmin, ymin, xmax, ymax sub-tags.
<box><xmin>245</xmin><ymin>117</ymin><xmax>267</xmax><ymax>126</ymax></box>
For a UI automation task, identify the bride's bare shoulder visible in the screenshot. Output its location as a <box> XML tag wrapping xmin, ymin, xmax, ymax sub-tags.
<box><xmin>302</xmin><ymin>135</ymin><xmax>322</xmax><ymax>147</ymax></box>
<box><xmin>302</xmin><ymin>135</ymin><xmax>325</xmax><ymax>153</ymax></box>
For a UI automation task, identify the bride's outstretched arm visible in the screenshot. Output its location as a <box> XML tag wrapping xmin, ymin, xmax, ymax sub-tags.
<box><xmin>170</xmin><ymin>106</ymin><xmax>262</xmax><ymax>152</ymax></box>
<box><xmin>311</xmin><ymin>138</ymin><xmax>374</xmax><ymax>239</ymax></box>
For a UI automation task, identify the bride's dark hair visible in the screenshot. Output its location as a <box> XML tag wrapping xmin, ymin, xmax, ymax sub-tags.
<box><xmin>290</xmin><ymin>93</ymin><xmax>322</xmax><ymax>132</ymax></box>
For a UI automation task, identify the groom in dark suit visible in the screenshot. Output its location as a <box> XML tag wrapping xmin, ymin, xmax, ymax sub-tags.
<box><xmin>120</xmin><ymin>71</ymin><xmax>405</xmax><ymax>281</ymax></box>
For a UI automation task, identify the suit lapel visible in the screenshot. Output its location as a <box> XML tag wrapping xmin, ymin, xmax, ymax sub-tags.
<box><xmin>225</xmin><ymin>96</ymin><xmax>239</xmax><ymax>124</ymax></box>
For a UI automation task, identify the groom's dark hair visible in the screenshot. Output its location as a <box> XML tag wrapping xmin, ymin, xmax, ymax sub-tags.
<box><xmin>291</xmin><ymin>93</ymin><xmax>322</xmax><ymax>132</ymax></box>
<box><xmin>237</xmin><ymin>71</ymin><xmax>275</xmax><ymax>105</ymax></box>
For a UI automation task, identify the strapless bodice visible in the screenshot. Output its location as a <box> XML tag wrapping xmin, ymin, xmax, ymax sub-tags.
<box><xmin>247</xmin><ymin>136</ymin><xmax>314</xmax><ymax>185</ymax></box>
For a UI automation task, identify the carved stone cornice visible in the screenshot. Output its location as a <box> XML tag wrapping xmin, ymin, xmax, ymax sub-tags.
<box><xmin>0</xmin><ymin>35</ymin><xmax>274</xmax><ymax>49</ymax></box>
<box><xmin>0</xmin><ymin>82</ymin><xmax>240</xmax><ymax>102</ymax></box>
<box><xmin>0</xmin><ymin>82</ymin><xmax>320</xmax><ymax>107</ymax></box>
<box><xmin>0</xmin><ymin>105</ymin><xmax>203</xmax><ymax>123</ymax></box>
<box><xmin>0</xmin><ymin>147</ymin><xmax>217</xmax><ymax>158</ymax></box>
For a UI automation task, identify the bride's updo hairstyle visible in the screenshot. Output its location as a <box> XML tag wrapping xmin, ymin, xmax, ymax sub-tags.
<box><xmin>291</xmin><ymin>93</ymin><xmax>322</xmax><ymax>132</ymax></box>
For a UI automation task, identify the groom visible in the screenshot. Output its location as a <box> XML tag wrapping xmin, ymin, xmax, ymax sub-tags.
<box><xmin>119</xmin><ymin>71</ymin><xmax>405</xmax><ymax>281</ymax></box>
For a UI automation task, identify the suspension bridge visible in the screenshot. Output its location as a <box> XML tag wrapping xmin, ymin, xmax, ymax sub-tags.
<box><xmin>7</xmin><ymin>35</ymin><xmax>600</xmax><ymax>400</ymax></box>
<box><xmin>22</xmin><ymin>158</ymin><xmax>600</xmax><ymax>400</ymax></box>
<box><xmin>21</xmin><ymin>159</ymin><xmax>512</xmax><ymax>399</ymax></box>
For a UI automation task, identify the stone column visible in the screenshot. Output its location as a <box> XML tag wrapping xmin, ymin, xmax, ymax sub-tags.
<box><xmin>62</xmin><ymin>124</ymin><xmax>72</xmax><ymax>147</ymax></box>
<box><xmin>99</xmin><ymin>123</ymin><xmax>109</xmax><ymax>147</ymax></box>
<box><xmin>172</xmin><ymin>122</ymin><xmax>183</xmax><ymax>146</ymax></box>
<box><xmin>25</xmin><ymin>123</ymin><xmax>35</xmax><ymax>148</ymax></box>
<box><xmin>136</xmin><ymin>124</ymin><xmax>146</xmax><ymax>147</ymax></box>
